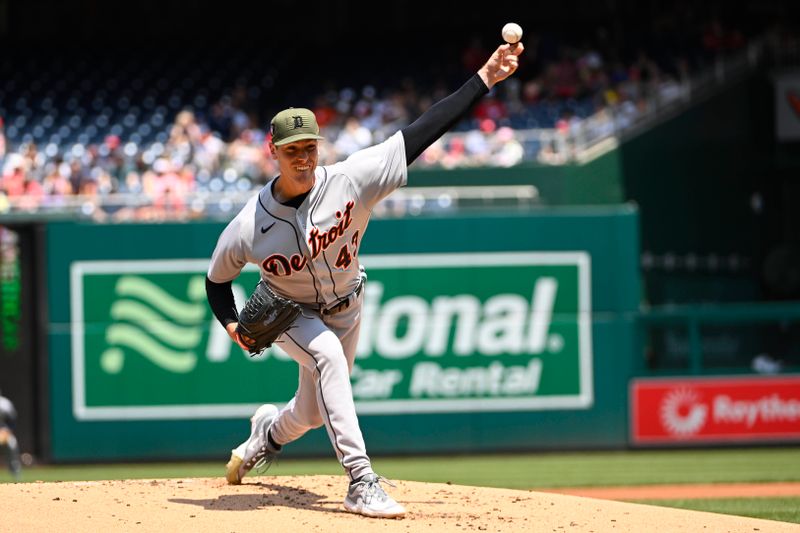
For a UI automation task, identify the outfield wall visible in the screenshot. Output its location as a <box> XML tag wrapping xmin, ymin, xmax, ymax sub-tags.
<box><xmin>46</xmin><ymin>206</ymin><xmax>640</xmax><ymax>461</ymax></box>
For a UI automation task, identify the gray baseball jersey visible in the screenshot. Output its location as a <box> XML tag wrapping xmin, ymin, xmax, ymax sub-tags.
<box><xmin>207</xmin><ymin>130</ymin><xmax>406</xmax><ymax>303</ymax></box>
<box><xmin>208</xmin><ymin>131</ymin><xmax>407</xmax><ymax>481</ymax></box>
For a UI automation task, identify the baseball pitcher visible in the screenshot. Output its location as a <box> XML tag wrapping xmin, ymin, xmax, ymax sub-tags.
<box><xmin>206</xmin><ymin>41</ymin><xmax>523</xmax><ymax>518</ymax></box>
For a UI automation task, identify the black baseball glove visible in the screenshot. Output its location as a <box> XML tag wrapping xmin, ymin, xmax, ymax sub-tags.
<box><xmin>236</xmin><ymin>280</ymin><xmax>302</xmax><ymax>355</ymax></box>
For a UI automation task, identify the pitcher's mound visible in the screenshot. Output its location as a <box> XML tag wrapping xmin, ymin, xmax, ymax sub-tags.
<box><xmin>2</xmin><ymin>475</ymin><xmax>796</xmax><ymax>532</ymax></box>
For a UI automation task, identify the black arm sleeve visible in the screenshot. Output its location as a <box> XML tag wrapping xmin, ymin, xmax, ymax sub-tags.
<box><xmin>205</xmin><ymin>276</ymin><xmax>239</xmax><ymax>327</ymax></box>
<box><xmin>401</xmin><ymin>74</ymin><xmax>490</xmax><ymax>164</ymax></box>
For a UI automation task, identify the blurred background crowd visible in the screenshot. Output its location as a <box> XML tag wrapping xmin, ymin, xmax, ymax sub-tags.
<box><xmin>0</xmin><ymin>1</ymin><xmax>797</xmax><ymax>219</ymax></box>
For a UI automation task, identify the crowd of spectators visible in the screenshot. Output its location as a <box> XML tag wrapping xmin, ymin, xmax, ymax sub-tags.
<box><xmin>0</xmin><ymin>15</ymin><xmax>760</xmax><ymax>220</ymax></box>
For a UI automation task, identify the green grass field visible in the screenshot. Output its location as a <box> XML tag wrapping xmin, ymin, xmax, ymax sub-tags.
<box><xmin>636</xmin><ymin>498</ymin><xmax>800</xmax><ymax>524</ymax></box>
<box><xmin>2</xmin><ymin>447</ymin><xmax>799</xmax><ymax>523</ymax></box>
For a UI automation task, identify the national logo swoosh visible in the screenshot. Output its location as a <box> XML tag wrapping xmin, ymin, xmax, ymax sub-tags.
<box><xmin>115</xmin><ymin>276</ymin><xmax>205</xmax><ymax>323</ymax></box>
<box><xmin>110</xmin><ymin>300</ymin><xmax>201</xmax><ymax>348</ymax></box>
<box><xmin>105</xmin><ymin>324</ymin><xmax>197</xmax><ymax>373</ymax></box>
<box><xmin>100</xmin><ymin>275</ymin><xmax>205</xmax><ymax>374</ymax></box>
<box><xmin>261</xmin><ymin>222</ymin><xmax>276</xmax><ymax>234</ymax></box>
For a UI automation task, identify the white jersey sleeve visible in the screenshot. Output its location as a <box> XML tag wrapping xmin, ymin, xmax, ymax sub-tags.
<box><xmin>207</xmin><ymin>198</ymin><xmax>256</xmax><ymax>283</ymax></box>
<box><xmin>336</xmin><ymin>130</ymin><xmax>407</xmax><ymax>209</ymax></box>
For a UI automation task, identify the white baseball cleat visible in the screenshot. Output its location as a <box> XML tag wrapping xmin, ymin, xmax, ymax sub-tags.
<box><xmin>225</xmin><ymin>403</ymin><xmax>280</xmax><ymax>484</ymax></box>
<box><xmin>343</xmin><ymin>474</ymin><xmax>406</xmax><ymax>518</ymax></box>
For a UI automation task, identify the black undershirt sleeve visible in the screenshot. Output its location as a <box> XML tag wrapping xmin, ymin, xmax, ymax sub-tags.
<box><xmin>401</xmin><ymin>73</ymin><xmax>490</xmax><ymax>164</ymax></box>
<box><xmin>205</xmin><ymin>276</ymin><xmax>239</xmax><ymax>327</ymax></box>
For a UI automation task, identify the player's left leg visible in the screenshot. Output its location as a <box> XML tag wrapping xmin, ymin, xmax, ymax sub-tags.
<box><xmin>320</xmin><ymin>292</ymin><xmax>406</xmax><ymax>518</ymax></box>
<box><xmin>263</xmin><ymin>298</ymin><xmax>365</xmax><ymax>451</ymax></box>
<box><xmin>273</xmin><ymin>311</ymin><xmax>372</xmax><ymax>481</ymax></box>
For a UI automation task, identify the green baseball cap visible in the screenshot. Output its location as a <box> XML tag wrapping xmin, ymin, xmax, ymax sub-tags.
<box><xmin>270</xmin><ymin>107</ymin><xmax>325</xmax><ymax>146</ymax></box>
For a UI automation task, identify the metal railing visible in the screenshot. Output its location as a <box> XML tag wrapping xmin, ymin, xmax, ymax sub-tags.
<box><xmin>0</xmin><ymin>185</ymin><xmax>542</xmax><ymax>222</ymax></box>
<box><xmin>640</xmin><ymin>301</ymin><xmax>800</xmax><ymax>375</ymax></box>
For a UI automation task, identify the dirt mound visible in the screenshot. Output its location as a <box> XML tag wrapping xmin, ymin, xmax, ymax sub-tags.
<box><xmin>2</xmin><ymin>475</ymin><xmax>797</xmax><ymax>532</ymax></box>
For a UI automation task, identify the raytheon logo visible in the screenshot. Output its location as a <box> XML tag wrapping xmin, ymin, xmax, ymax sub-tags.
<box><xmin>633</xmin><ymin>377</ymin><xmax>800</xmax><ymax>444</ymax></box>
<box><xmin>659</xmin><ymin>388</ymin><xmax>708</xmax><ymax>437</ymax></box>
<box><xmin>658</xmin><ymin>386</ymin><xmax>800</xmax><ymax>437</ymax></box>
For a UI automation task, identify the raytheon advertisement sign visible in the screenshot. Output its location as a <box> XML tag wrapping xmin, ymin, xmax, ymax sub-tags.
<box><xmin>630</xmin><ymin>376</ymin><xmax>800</xmax><ymax>445</ymax></box>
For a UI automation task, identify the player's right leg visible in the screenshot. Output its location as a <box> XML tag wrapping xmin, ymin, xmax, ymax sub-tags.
<box><xmin>225</xmin><ymin>403</ymin><xmax>281</xmax><ymax>484</ymax></box>
<box><xmin>270</xmin><ymin>365</ymin><xmax>325</xmax><ymax>440</ymax></box>
<box><xmin>225</xmin><ymin>359</ymin><xmax>325</xmax><ymax>484</ymax></box>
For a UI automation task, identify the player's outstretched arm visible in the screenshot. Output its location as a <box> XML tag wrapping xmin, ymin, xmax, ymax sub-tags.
<box><xmin>401</xmin><ymin>42</ymin><xmax>524</xmax><ymax>164</ymax></box>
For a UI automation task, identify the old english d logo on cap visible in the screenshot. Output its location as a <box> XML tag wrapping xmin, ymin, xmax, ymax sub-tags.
<box><xmin>270</xmin><ymin>107</ymin><xmax>325</xmax><ymax>146</ymax></box>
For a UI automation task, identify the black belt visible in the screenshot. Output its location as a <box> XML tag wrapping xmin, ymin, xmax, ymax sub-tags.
<box><xmin>321</xmin><ymin>273</ymin><xmax>366</xmax><ymax>316</ymax></box>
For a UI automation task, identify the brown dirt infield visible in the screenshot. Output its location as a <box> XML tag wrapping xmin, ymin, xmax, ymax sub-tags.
<box><xmin>3</xmin><ymin>475</ymin><xmax>799</xmax><ymax>532</ymax></box>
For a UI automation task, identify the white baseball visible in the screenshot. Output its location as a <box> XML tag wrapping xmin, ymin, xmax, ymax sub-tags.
<box><xmin>502</xmin><ymin>22</ymin><xmax>523</xmax><ymax>44</ymax></box>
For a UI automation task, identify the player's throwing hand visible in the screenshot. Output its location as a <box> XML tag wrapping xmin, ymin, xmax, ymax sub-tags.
<box><xmin>479</xmin><ymin>42</ymin><xmax>524</xmax><ymax>88</ymax></box>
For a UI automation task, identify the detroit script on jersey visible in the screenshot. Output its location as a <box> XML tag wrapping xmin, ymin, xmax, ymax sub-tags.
<box><xmin>262</xmin><ymin>200</ymin><xmax>358</xmax><ymax>276</ymax></box>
